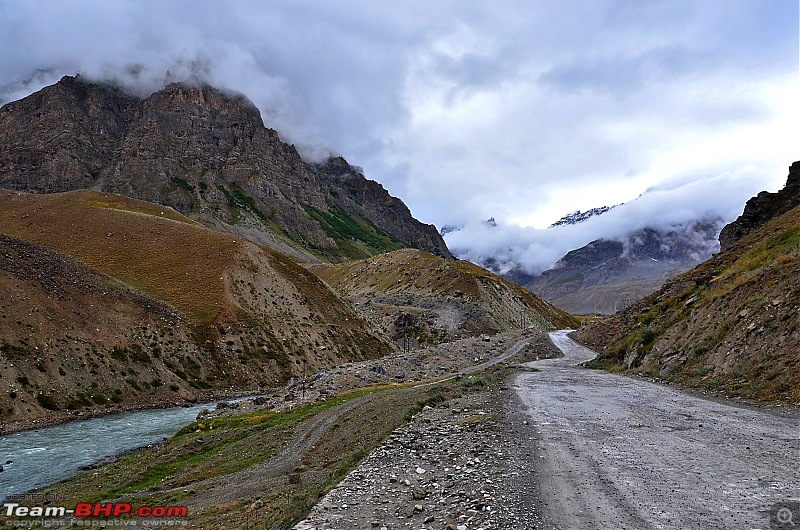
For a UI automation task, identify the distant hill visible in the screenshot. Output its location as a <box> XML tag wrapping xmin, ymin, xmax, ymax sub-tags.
<box><xmin>576</xmin><ymin>161</ymin><xmax>800</xmax><ymax>402</ymax></box>
<box><xmin>0</xmin><ymin>190</ymin><xmax>392</xmax><ymax>429</ymax></box>
<box><xmin>0</xmin><ymin>75</ymin><xmax>451</xmax><ymax>262</ymax></box>
<box><xmin>310</xmin><ymin>248</ymin><xmax>578</xmax><ymax>344</ymax></box>
<box><xmin>514</xmin><ymin>221</ymin><xmax>722</xmax><ymax>315</ymax></box>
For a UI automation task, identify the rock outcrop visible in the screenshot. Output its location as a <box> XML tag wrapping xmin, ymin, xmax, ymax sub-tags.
<box><xmin>718</xmin><ymin>161</ymin><xmax>800</xmax><ymax>250</ymax></box>
<box><xmin>0</xmin><ymin>75</ymin><xmax>451</xmax><ymax>261</ymax></box>
<box><xmin>577</xmin><ymin>163</ymin><xmax>800</xmax><ymax>402</ymax></box>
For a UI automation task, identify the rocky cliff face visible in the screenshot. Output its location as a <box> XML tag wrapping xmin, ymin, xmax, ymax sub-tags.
<box><xmin>718</xmin><ymin>161</ymin><xmax>800</xmax><ymax>250</ymax></box>
<box><xmin>0</xmin><ymin>75</ymin><xmax>451</xmax><ymax>261</ymax></box>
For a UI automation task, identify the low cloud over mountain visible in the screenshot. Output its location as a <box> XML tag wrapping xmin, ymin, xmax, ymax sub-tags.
<box><xmin>444</xmin><ymin>165</ymin><xmax>779</xmax><ymax>274</ymax></box>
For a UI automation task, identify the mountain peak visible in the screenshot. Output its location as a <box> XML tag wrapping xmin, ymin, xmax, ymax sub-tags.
<box><xmin>0</xmin><ymin>76</ymin><xmax>452</xmax><ymax>261</ymax></box>
<box><xmin>550</xmin><ymin>205</ymin><xmax>616</xmax><ymax>227</ymax></box>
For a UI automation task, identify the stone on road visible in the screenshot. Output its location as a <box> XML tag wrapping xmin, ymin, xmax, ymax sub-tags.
<box><xmin>513</xmin><ymin>329</ymin><xmax>799</xmax><ymax>529</ymax></box>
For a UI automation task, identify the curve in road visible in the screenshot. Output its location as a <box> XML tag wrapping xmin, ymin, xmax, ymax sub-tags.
<box><xmin>512</xmin><ymin>330</ymin><xmax>799</xmax><ymax>529</ymax></box>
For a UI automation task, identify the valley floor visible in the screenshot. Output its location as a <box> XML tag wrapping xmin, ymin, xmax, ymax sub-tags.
<box><xmin>13</xmin><ymin>331</ymin><xmax>798</xmax><ymax>529</ymax></box>
<box><xmin>296</xmin><ymin>331</ymin><xmax>800</xmax><ymax>530</ymax></box>
<box><xmin>12</xmin><ymin>330</ymin><xmax>552</xmax><ymax>528</ymax></box>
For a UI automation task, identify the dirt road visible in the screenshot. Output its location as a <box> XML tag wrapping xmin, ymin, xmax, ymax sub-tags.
<box><xmin>512</xmin><ymin>330</ymin><xmax>799</xmax><ymax>529</ymax></box>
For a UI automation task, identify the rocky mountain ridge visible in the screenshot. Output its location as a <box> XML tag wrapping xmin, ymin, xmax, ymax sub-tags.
<box><xmin>718</xmin><ymin>160</ymin><xmax>800</xmax><ymax>250</ymax></box>
<box><xmin>549</xmin><ymin>205</ymin><xmax>616</xmax><ymax>227</ymax></box>
<box><xmin>0</xmin><ymin>75</ymin><xmax>451</xmax><ymax>261</ymax></box>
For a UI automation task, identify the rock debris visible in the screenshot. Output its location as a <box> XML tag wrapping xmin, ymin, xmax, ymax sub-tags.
<box><xmin>294</xmin><ymin>389</ymin><xmax>545</xmax><ymax>530</ymax></box>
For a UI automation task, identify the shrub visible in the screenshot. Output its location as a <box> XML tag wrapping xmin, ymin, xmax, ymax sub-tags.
<box><xmin>36</xmin><ymin>393</ymin><xmax>59</xmax><ymax>410</ymax></box>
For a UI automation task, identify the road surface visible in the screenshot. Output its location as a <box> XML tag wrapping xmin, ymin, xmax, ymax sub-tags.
<box><xmin>512</xmin><ymin>330</ymin><xmax>799</xmax><ymax>529</ymax></box>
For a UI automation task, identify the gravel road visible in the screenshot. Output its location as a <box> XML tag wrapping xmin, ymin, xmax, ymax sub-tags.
<box><xmin>513</xmin><ymin>330</ymin><xmax>800</xmax><ymax>529</ymax></box>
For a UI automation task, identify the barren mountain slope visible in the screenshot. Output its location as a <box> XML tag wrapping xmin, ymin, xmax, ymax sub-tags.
<box><xmin>0</xmin><ymin>190</ymin><xmax>393</xmax><ymax>430</ymax></box>
<box><xmin>0</xmin><ymin>75</ymin><xmax>451</xmax><ymax>261</ymax></box>
<box><xmin>311</xmin><ymin>249</ymin><xmax>578</xmax><ymax>344</ymax></box>
<box><xmin>577</xmin><ymin>165</ymin><xmax>800</xmax><ymax>402</ymax></box>
<box><xmin>518</xmin><ymin>222</ymin><xmax>722</xmax><ymax>315</ymax></box>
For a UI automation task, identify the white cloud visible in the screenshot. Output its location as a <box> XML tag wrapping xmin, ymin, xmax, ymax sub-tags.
<box><xmin>445</xmin><ymin>164</ymin><xmax>790</xmax><ymax>274</ymax></box>
<box><xmin>0</xmin><ymin>0</ymin><xmax>796</xmax><ymax>266</ymax></box>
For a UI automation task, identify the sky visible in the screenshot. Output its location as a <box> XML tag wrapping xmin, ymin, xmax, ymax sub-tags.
<box><xmin>0</xmin><ymin>0</ymin><xmax>797</xmax><ymax>272</ymax></box>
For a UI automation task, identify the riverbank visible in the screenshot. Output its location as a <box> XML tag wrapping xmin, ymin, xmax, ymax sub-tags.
<box><xmin>0</xmin><ymin>330</ymin><xmax>553</xmax><ymax>437</ymax></box>
<box><xmin>0</xmin><ymin>389</ymin><xmax>249</xmax><ymax>437</ymax></box>
<box><xmin>5</xmin><ymin>329</ymin><xmax>559</xmax><ymax>527</ymax></box>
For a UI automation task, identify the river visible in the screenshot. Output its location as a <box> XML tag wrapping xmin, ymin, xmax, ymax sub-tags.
<box><xmin>0</xmin><ymin>401</ymin><xmax>230</xmax><ymax>501</ymax></box>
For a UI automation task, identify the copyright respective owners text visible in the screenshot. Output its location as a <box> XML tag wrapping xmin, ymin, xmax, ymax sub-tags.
<box><xmin>2</xmin><ymin>497</ymin><xmax>189</xmax><ymax>528</ymax></box>
<box><xmin>771</xmin><ymin>501</ymin><xmax>800</xmax><ymax>530</ymax></box>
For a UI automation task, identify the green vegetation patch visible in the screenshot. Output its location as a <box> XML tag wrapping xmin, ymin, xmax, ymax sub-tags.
<box><xmin>216</xmin><ymin>182</ymin><xmax>273</xmax><ymax>225</ymax></box>
<box><xmin>36</xmin><ymin>393</ymin><xmax>59</xmax><ymax>410</ymax></box>
<box><xmin>171</xmin><ymin>177</ymin><xmax>195</xmax><ymax>193</ymax></box>
<box><xmin>304</xmin><ymin>204</ymin><xmax>405</xmax><ymax>260</ymax></box>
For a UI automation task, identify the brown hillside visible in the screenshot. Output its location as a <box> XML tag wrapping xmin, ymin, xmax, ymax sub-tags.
<box><xmin>310</xmin><ymin>249</ymin><xmax>578</xmax><ymax>344</ymax></box>
<box><xmin>0</xmin><ymin>190</ymin><xmax>393</xmax><ymax>431</ymax></box>
<box><xmin>0</xmin><ymin>189</ymin><xmax>234</xmax><ymax>324</ymax></box>
<box><xmin>577</xmin><ymin>203</ymin><xmax>800</xmax><ymax>402</ymax></box>
<box><xmin>0</xmin><ymin>232</ymin><xmax>209</xmax><ymax>431</ymax></box>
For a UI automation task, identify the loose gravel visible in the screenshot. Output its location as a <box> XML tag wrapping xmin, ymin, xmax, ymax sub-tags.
<box><xmin>294</xmin><ymin>386</ymin><xmax>545</xmax><ymax>530</ymax></box>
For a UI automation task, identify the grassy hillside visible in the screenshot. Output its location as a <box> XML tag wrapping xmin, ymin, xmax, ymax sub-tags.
<box><xmin>303</xmin><ymin>203</ymin><xmax>406</xmax><ymax>260</ymax></box>
<box><xmin>577</xmin><ymin>205</ymin><xmax>800</xmax><ymax>402</ymax></box>
<box><xmin>0</xmin><ymin>190</ymin><xmax>236</xmax><ymax>325</ymax></box>
<box><xmin>311</xmin><ymin>249</ymin><xmax>578</xmax><ymax>343</ymax></box>
<box><xmin>0</xmin><ymin>190</ymin><xmax>393</xmax><ymax>430</ymax></box>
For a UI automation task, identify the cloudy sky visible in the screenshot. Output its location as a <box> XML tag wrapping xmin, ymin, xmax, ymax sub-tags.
<box><xmin>1</xmin><ymin>0</ymin><xmax>797</xmax><ymax>272</ymax></box>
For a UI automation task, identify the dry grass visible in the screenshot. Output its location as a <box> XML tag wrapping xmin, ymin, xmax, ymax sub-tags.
<box><xmin>310</xmin><ymin>248</ymin><xmax>578</xmax><ymax>337</ymax></box>
<box><xmin>0</xmin><ymin>190</ymin><xmax>240</xmax><ymax>324</ymax></box>
<box><xmin>0</xmin><ymin>190</ymin><xmax>399</xmax><ymax>430</ymax></box>
<box><xmin>312</xmin><ymin>248</ymin><xmax>482</xmax><ymax>296</ymax></box>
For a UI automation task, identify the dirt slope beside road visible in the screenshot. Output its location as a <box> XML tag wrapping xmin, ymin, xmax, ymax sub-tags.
<box><xmin>512</xmin><ymin>331</ymin><xmax>800</xmax><ymax>529</ymax></box>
